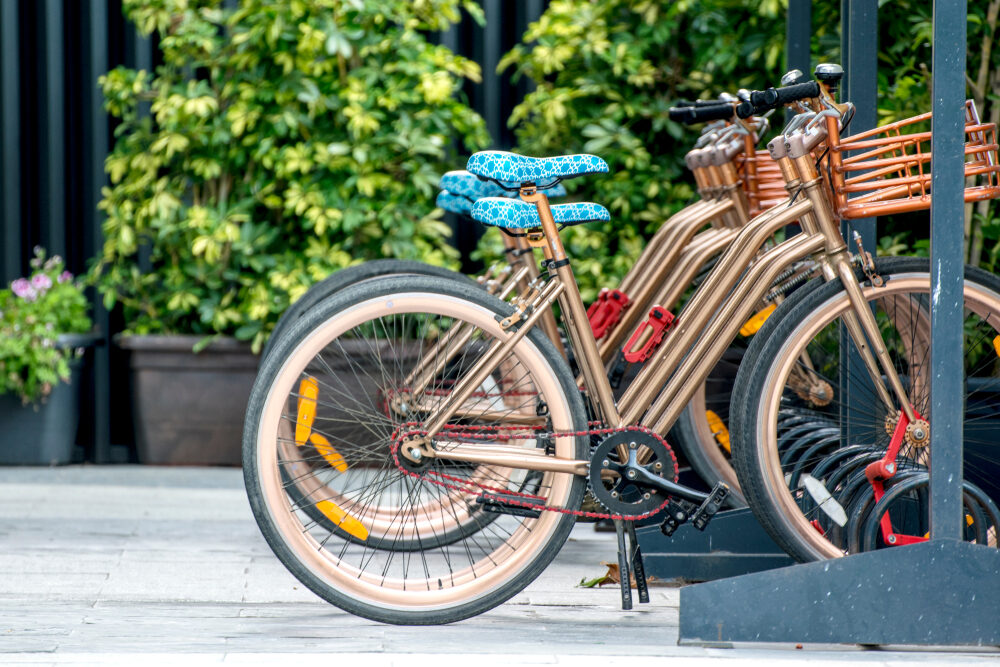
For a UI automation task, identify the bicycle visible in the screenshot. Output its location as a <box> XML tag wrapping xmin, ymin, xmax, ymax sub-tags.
<box><xmin>264</xmin><ymin>103</ymin><xmax>788</xmax><ymax>509</ymax></box>
<box><xmin>243</xmin><ymin>65</ymin><xmax>1000</xmax><ymax>625</ymax></box>
<box><xmin>729</xmin><ymin>100</ymin><xmax>1000</xmax><ymax>561</ymax></box>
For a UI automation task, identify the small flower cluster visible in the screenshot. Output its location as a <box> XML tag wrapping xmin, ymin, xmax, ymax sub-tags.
<box><xmin>10</xmin><ymin>258</ymin><xmax>72</xmax><ymax>303</ymax></box>
<box><xmin>0</xmin><ymin>248</ymin><xmax>92</xmax><ymax>405</ymax></box>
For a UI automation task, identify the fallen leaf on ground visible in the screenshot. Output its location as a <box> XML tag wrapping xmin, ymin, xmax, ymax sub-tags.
<box><xmin>578</xmin><ymin>562</ymin><xmax>662</xmax><ymax>589</ymax></box>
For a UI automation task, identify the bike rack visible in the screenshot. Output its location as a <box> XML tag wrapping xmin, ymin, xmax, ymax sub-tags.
<box><xmin>678</xmin><ymin>0</ymin><xmax>1000</xmax><ymax>647</ymax></box>
<box><xmin>636</xmin><ymin>508</ymin><xmax>793</xmax><ymax>582</ymax></box>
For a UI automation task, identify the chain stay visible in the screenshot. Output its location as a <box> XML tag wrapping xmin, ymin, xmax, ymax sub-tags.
<box><xmin>389</xmin><ymin>422</ymin><xmax>678</xmax><ymax>522</ymax></box>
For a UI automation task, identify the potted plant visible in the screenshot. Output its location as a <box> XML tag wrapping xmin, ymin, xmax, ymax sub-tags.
<box><xmin>0</xmin><ymin>249</ymin><xmax>95</xmax><ymax>465</ymax></box>
<box><xmin>93</xmin><ymin>0</ymin><xmax>488</xmax><ymax>464</ymax></box>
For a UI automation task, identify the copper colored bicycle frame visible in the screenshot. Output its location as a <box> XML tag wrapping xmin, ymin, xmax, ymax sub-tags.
<box><xmin>407</xmin><ymin>91</ymin><xmax>922</xmax><ymax>476</ymax></box>
<box><xmin>400</xmin><ymin>123</ymin><xmax>765</xmax><ymax>406</ymax></box>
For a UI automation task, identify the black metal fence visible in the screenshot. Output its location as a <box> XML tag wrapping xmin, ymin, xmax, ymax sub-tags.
<box><xmin>1</xmin><ymin>0</ymin><xmax>864</xmax><ymax>462</ymax></box>
<box><xmin>0</xmin><ymin>0</ymin><xmax>548</xmax><ymax>460</ymax></box>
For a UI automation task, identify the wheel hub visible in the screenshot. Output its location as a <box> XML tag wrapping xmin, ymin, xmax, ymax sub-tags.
<box><xmin>905</xmin><ymin>419</ymin><xmax>930</xmax><ymax>448</ymax></box>
<box><xmin>588</xmin><ymin>429</ymin><xmax>677</xmax><ymax>515</ymax></box>
<box><xmin>397</xmin><ymin>435</ymin><xmax>434</xmax><ymax>472</ymax></box>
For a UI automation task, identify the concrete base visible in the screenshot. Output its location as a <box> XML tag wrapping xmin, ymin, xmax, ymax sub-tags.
<box><xmin>680</xmin><ymin>539</ymin><xmax>1000</xmax><ymax>646</ymax></box>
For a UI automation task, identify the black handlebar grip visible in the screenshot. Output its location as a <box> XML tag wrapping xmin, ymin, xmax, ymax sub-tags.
<box><xmin>735</xmin><ymin>100</ymin><xmax>756</xmax><ymax>119</ymax></box>
<box><xmin>675</xmin><ymin>98</ymin><xmax>732</xmax><ymax>108</ymax></box>
<box><xmin>668</xmin><ymin>103</ymin><xmax>734</xmax><ymax>125</ymax></box>
<box><xmin>748</xmin><ymin>81</ymin><xmax>821</xmax><ymax>109</ymax></box>
<box><xmin>773</xmin><ymin>80</ymin><xmax>821</xmax><ymax>105</ymax></box>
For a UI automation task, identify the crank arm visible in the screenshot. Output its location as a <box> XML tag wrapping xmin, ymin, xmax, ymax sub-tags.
<box><xmin>626</xmin><ymin>463</ymin><xmax>710</xmax><ymax>504</ymax></box>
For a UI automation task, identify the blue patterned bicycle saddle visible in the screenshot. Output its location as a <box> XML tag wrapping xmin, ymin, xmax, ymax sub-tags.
<box><xmin>436</xmin><ymin>191</ymin><xmax>474</xmax><ymax>216</ymax></box>
<box><xmin>466</xmin><ymin>151</ymin><xmax>609</xmax><ymax>185</ymax></box>
<box><xmin>436</xmin><ymin>186</ymin><xmax>570</xmax><ymax>217</ymax></box>
<box><xmin>470</xmin><ymin>198</ymin><xmax>610</xmax><ymax>230</ymax></box>
<box><xmin>439</xmin><ymin>170</ymin><xmax>509</xmax><ymax>200</ymax></box>
<box><xmin>438</xmin><ymin>170</ymin><xmax>568</xmax><ymax>201</ymax></box>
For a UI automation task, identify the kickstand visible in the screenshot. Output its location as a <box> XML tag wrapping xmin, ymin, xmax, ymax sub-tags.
<box><xmin>614</xmin><ymin>519</ymin><xmax>650</xmax><ymax>610</ymax></box>
<box><xmin>627</xmin><ymin>521</ymin><xmax>650</xmax><ymax>604</ymax></box>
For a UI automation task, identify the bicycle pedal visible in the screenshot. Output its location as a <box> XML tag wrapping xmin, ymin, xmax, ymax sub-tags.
<box><xmin>587</xmin><ymin>288</ymin><xmax>630</xmax><ymax>340</ymax></box>
<box><xmin>659</xmin><ymin>498</ymin><xmax>696</xmax><ymax>537</ymax></box>
<box><xmin>623</xmin><ymin>306</ymin><xmax>675</xmax><ymax>363</ymax></box>
<box><xmin>690</xmin><ymin>482</ymin><xmax>729</xmax><ymax>531</ymax></box>
<box><xmin>476</xmin><ymin>492</ymin><xmax>541</xmax><ymax>519</ymax></box>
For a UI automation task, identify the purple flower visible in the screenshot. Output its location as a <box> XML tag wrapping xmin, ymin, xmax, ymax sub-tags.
<box><xmin>11</xmin><ymin>278</ymin><xmax>35</xmax><ymax>301</ymax></box>
<box><xmin>31</xmin><ymin>273</ymin><xmax>53</xmax><ymax>292</ymax></box>
<box><xmin>58</xmin><ymin>271</ymin><xmax>73</xmax><ymax>284</ymax></box>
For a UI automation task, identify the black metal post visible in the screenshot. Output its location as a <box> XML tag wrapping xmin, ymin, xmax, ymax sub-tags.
<box><xmin>786</xmin><ymin>0</ymin><xmax>811</xmax><ymax>76</ymax></box>
<box><xmin>518</xmin><ymin>0</ymin><xmax>545</xmax><ymax>101</ymax></box>
<box><xmin>928</xmin><ymin>0</ymin><xmax>967</xmax><ymax>541</ymax></box>
<box><xmin>840</xmin><ymin>0</ymin><xmax>878</xmax><ymax>249</ymax></box>
<box><xmin>40</xmin><ymin>0</ymin><xmax>66</xmax><ymax>258</ymax></box>
<box><xmin>83</xmin><ymin>0</ymin><xmax>112</xmax><ymax>463</ymax></box>
<box><xmin>481</xmin><ymin>0</ymin><xmax>503</xmax><ymax>147</ymax></box>
<box><xmin>839</xmin><ymin>0</ymin><xmax>879</xmax><ymax>449</ymax></box>
<box><xmin>1</xmin><ymin>0</ymin><xmax>21</xmax><ymax>282</ymax></box>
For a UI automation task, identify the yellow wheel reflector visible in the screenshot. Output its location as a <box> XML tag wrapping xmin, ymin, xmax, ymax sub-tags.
<box><xmin>296</xmin><ymin>378</ymin><xmax>348</xmax><ymax>472</ymax></box>
<box><xmin>740</xmin><ymin>303</ymin><xmax>777</xmax><ymax>337</ymax></box>
<box><xmin>994</xmin><ymin>335</ymin><xmax>1000</xmax><ymax>358</ymax></box>
<box><xmin>706</xmin><ymin>410</ymin><xmax>731</xmax><ymax>454</ymax></box>
<box><xmin>295</xmin><ymin>378</ymin><xmax>319</xmax><ymax>446</ymax></box>
<box><xmin>316</xmin><ymin>500</ymin><xmax>369</xmax><ymax>541</ymax></box>
<box><xmin>310</xmin><ymin>432</ymin><xmax>348</xmax><ymax>472</ymax></box>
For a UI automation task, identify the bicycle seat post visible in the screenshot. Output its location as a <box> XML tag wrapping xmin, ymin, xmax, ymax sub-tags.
<box><xmin>519</xmin><ymin>184</ymin><xmax>622</xmax><ymax>426</ymax></box>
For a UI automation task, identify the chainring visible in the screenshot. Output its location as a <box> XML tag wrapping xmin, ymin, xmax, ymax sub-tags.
<box><xmin>588</xmin><ymin>428</ymin><xmax>678</xmax><ymax>515</ymax></box>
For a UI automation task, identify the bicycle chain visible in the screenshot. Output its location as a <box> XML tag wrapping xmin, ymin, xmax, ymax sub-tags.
<box><xmin>388</xmin><ymin>421</ymin><xmax>678</xmax><ymax>522</ymax></box>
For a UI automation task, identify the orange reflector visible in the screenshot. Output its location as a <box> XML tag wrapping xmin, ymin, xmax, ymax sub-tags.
<box><xmin>296</xmin><ymin>378</ymin><xmax>349</xmax><ymax>473</ymax></box>
<box><xmin>994</xmin><ymin>335</ymin><xmax>1000</xmax><ymax>358</ymax></box>
<box><xmin>296</xmin><ymin>377</ymin><xmax>319</xmax><ymax>446</ymax></box>
<box><xmin>706</xmin><ymin>410</ymin><xmax>731</xmax><ymax>454</ymax></box>
<box><xmin>740</xmin><ymin>303</ymin><xmax>777</xmax><ymax>336</ymax></box>
<box><xmin>310</xmin><ymin>433</ymin><xmax>348</xmax><ymax>472</ymax></box>
<box><xmin>316</xmin><ymin>500</ymin><xmax>369</xmax><ymax>541</ymax></box>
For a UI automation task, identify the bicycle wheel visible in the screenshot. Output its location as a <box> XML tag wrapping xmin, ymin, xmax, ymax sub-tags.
<box><xmin>244</xmin><ymin>275</ymin><xmax>588</xmax><ymax>624</ymax></box>
<box><xmin>263</xmin><ymin>261</ymin><xmax>483</xmax><ymax>539</ymax></box>
<box><xmin>732</xmin><ymin>257</ymin><xmax>1000</xmax><ymax>562</ymax></box>
<box><xmin>262</xmin><ymin>260</ymin><xmax>476</xmax><ymax>359</ymax></box>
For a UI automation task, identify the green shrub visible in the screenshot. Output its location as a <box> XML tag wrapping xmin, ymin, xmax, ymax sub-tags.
<box><xmin>492</xmin><ymin>0</ymin><xmax>789</xmax><ymax>300</ymax></box>
<box><xmin>95</xmin><ymin>0</ymin><xmax>489</xmax><ymax>351</ymax></box>
<box><xmin>0</xmin><ymin>249</ymin><xmax>92</xmax><ymax>404</ymax></box>
<box><xmin>496</xmin><ymin>1</ymin><xmax>1000</xmax><ymax>291</ymax></box>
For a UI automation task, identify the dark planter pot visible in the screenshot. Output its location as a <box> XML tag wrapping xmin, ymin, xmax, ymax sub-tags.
<box><xmin>119</xmin><ymin>335</ymin><xmax>258</xmax><ymax>465</ymax></box>
<box><xmin>0</xmin><ymin>332</ymin><xmax>99</xmax><ymax>465</ymax></box>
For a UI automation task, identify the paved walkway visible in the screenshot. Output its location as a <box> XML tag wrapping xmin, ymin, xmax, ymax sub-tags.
<box><xmin>0</xmin><ymin>466</ymin><xmax>995</xmax><ymax>665</ymax></box>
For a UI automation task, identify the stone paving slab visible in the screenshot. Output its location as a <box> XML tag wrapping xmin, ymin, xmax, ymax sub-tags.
<box><xmin>0</xmin><ymin>466</ymin><xmax>997</xmax><ymax>665</ymax></box>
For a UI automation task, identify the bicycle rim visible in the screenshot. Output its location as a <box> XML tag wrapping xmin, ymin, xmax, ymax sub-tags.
<box><xmin>247</xmin><ymin>285</ymin><xmax>584</xmax><ymax>620</ymax></box>
<box><xmin>753</xmin><ymin>273</ymin><xmax>1000</xmax><ymax>559</ymax></box>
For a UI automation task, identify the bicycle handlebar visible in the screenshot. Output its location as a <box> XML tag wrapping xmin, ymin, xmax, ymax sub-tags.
<box><xmin>736</xmin><ymin>81</ymin><xmax>821</xmax><ymax>119</ymax></box>
<box><xmin>675</xmin><ymin>98</ymin><xmax>731</xmax><ymax>108</ymax></box>
<box><xmin>668</xmin><ymin>103</ymin><xmax>735</xmax><ymax>125</ymax></box>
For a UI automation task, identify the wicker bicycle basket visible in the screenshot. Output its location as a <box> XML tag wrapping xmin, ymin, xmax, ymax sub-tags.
<box><xmin>828</xmin><ymin>100</ymin><xmax>1000</xmax><ymax>219</ymax></box>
